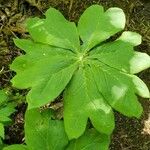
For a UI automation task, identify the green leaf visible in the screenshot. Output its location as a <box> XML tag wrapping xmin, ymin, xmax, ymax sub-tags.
<box><xmin>11</xmin><ymin>39</ymin><xmax>77</xmax><ymax>109</ymax></box>
<box><xmin>118</xmin><ymin>31</ymin><xmax>142</xmax><ymax>46</ymax></box>
<box><xmin>3</xmin><ymin>145</ymin><xmax>28</xmax><ymax>150</ymax></box>
<box><xmin>0</xmin><ymin>123</ymin><xmax>4</xmax><ymax>139</ymax></box>
<box><xmin>64</xmin><ymin>67</ymin><xmax>114</xmax><ymax>139</ymax></box>
<box><xmin>12</xmin><ymin>39</ymin><xmax>75</xmax><ymax>75</ymax></box>
<box><xmin>0</xmin><ymin>103</ymin><xmax>15</xmax><ymax>122</ymax></box>
<box><xmin>25</xmin><ymin>109</ymin><xmax>68</xmax><ymax>150</ymax></box>
<box><xmin>86</xmin><ymin>31</ymin><xmax>149</xmax><ymax>118</ymax></box>
<box><xmin>27</xmin><ymin>8</ymin><xmax>80</xmax><ymax>52</ymax></box>
<box><xmin>0</xmin><ymin>91</ymin><xmax>15</xmax><ymax>123</ymax></box>
<box><xmin>89</xmin><ymin>31</ymin><xmax>143</xmax><ymax>73</ymax></box>
<box><xmin>132</xmin><ymin>75</ymin><xmax>150</xmax><ymax>98</ymax></box>
<box><xmin>67</xmin><ymin>129</ymin><xmax>110</xmax><ymax>150</ymax></box>
<box><xmin>11</xmin><ymin>56</ymin><xmax>73</xmax><ymax>88</ymax></box>
<box><xmin>130</xmin><ymin>52</ymin><xmax>150</xmax><ymax>74</ymax></box>
<box><xmin>4</xmin><ymin>109</ymin><xmax>69</xmax><ymax>150</ymax></box>
<box><xmin>91</xmin><ymin>64</ymin><xmax>143</xmax><ymax>118</ymax></box>
<box><xmin>0</xmin><ymin>91</ymin><xmax>15</xmax><ymax>147</ymax></box>
<box><xmin>13</xmin><ymin>38</ymin><xmax>74</xmax><ymax>56</ymax></box>
<box><xmin>0</xmin><ymin>138</ymin><xmax>4</xmax><ymax>148</ymax></box>
<box><xmin>4</xmin><ymin>110</ymin><xmax>110</xmax><ymax>150</ymax></box>
<box><xmin>78</xmin><ymin>5</ymin><xmax>125</xmax><ymax>51</ymax></box>
<box><xmin>26</xmin><ymin>63</ymin><xmax>77</xmax><ymax>109</ymax></box>
<box><xmin>0</xmin><ymin>90</ymin><xmax>7</xmax><ymax>105</ymax></box>
<box><xmin>11</xmin><ymin>5</ymin><xmax>150</xmax><ymax>142</ymax></box>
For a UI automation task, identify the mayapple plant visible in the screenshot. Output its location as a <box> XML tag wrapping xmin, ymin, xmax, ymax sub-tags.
<box><xmin>6</xmin><ymin>4</ymin><xmax>150</xmax><ymax>149</ymax></box>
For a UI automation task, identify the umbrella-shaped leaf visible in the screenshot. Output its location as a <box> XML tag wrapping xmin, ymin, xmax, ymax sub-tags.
<box><xmin>10</xmin><ymin>4</ymin><xmax>150</xmax><ymax>141</ymax></box>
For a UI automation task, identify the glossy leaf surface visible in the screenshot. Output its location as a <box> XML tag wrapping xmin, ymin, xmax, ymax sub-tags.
<box><xmin>11</xmin><ymin>5</ymin><xmax>150</xmax><ymax>140</ymax></box>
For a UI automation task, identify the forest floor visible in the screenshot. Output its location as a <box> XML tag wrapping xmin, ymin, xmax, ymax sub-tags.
<box><xmin>0</xmin><ymin>0</ymin><xmax>150</xmax><ymax>149</ymax></box>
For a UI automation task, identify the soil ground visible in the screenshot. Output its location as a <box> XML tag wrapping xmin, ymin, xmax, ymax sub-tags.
<box><xmin>0</xmin><ymin>0</ymin><xmax>150</xmax><ymax>149</ymax></box>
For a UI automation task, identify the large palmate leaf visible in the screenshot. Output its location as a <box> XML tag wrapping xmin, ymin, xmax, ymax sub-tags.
<box><xmin>11</xmin><ymin>4</ymin><xmax>150</xmax><ymax>140</ymax></box>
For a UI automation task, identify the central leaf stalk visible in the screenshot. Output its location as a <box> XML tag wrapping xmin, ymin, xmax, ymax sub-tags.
<box><xmin>77</xmin><ymin>52</ymin><xmax>88</xmax><ymax>67</ymax></box>
<box><xmin>79</xmin><ymin>55</ymin><xmax>84</xmax><ymax>61</ymax></box>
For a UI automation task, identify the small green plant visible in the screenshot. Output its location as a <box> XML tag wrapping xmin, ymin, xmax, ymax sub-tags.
<box><xmin>4</xmin><ymin>109</ymin><xmax>110</xmax><ymax>150</ymax></box>
<box><xmin>0</xmin><ymin>90</ymin><xmax>16</xmax><ymax>147</ymax></box>
<box><xmin>5</xmin><ymin>4</ymin><xmax>150</xmax><ymax>149</ymax></box>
